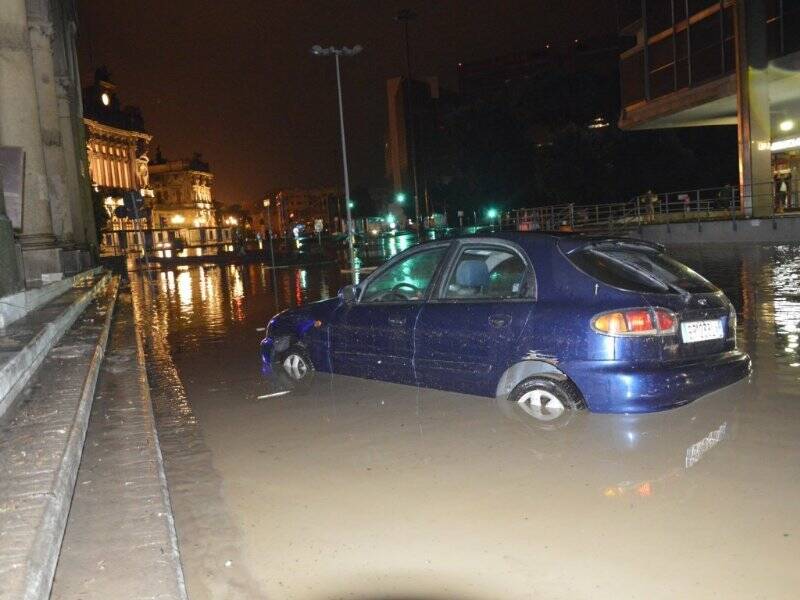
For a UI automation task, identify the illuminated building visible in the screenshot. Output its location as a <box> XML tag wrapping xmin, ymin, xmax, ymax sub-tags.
<box><xmin>264</xmin><ymin>188</ymin><xmax>341</xmax><ymax>235</ymax></box>
<box><xmin>617</xmin><ymin>0</ymin><xmax>800</xmax><ymax>214</ymax></box>
<box><xmin>83</xmin><ymin>68</ymin><xmax>154</xmax><ymax>253</ymax></box>
<box><xmin>148</xmin><ymin>152</ymin><xmax>224</xmax><ymax>248</ymax></box>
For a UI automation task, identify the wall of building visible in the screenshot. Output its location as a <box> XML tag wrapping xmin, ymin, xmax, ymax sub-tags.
<box><xmin>630</xmin><ymin>215</ymin><xmax>800</xmax><ymax>244</ymax></box>
<box><xmin>0</xmin><ymin>0</ymin><xmax>97</xmax><ymax>283</ymax></box>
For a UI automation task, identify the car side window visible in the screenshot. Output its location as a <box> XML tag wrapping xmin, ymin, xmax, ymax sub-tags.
<box><xmin>444</xmin><ymin>247</ymin><xmax>528</xmax><ymax>300</ymax></box>
<box><xmin>361</xmin><ymin>246</ymin><xmax>448</xmax><ymax>303</ymax></box>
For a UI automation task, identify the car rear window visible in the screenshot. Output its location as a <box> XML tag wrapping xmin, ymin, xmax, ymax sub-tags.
<box><xmin>568</xmin><ymin>246</ymin><xmax>718</xmax><ymax>294</ymax></box>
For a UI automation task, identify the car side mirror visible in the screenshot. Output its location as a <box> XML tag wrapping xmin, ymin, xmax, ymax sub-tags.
<box><xmin>339</xmin><ymin>284</ymin><xmax>358</xmax><ymax>304</ymax></box>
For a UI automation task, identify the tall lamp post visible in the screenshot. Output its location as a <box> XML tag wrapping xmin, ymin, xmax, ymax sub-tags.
<box><xmin>263</xmin><ymin>197</ymin><xmax>279</xmax><ymax>309</ymax></box>
<box><xmin>311</xmin><ymin>44</ymin><xmax>361</xmax><ymax>282</ymax></box>
<box><xmin>395</xmin><ymin>9</ymin><xmax>422</xmax><ymax>231</ymax></box>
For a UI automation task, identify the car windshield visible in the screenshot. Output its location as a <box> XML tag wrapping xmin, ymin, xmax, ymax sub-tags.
<box><xmin>568</xmin><ymin>245</ymin><xmax>718</xmax><ymax>294</ymax></box>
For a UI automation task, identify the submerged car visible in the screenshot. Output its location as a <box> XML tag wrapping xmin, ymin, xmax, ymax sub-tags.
<box><xmin>260</xmin><ymin>233</ymin><xmax>750</xmax><ymax>413</ymax></box>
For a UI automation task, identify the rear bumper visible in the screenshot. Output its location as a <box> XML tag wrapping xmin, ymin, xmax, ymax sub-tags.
<box><xmin>563</xmin><ymin>351</ymin><xmax>752</xmax><ymax>413</ymax></box>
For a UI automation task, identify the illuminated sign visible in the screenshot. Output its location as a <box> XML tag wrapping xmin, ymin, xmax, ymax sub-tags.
<box><xmin>771</xmin><ymin>137</ymin><xmax>800</xmax><ymax>152</ymax></box>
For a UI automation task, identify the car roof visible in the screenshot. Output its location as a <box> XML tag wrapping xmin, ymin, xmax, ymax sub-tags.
<box><xmin>447</xmin><ymin>231</ymin><xmax>644</xmax><ymax>252</ymax></box>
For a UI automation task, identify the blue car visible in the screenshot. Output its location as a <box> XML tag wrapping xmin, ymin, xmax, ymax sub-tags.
<box><xmin>261</xmin><ymin>233</ymin><xmax>750</xmax><ymax>413</ymax></box>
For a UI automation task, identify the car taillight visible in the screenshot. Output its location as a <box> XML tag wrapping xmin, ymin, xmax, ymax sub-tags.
<box><xmin>592</xmin><ymin>308</ymin><xmax>676</xmax><ymax>337</ymax></box>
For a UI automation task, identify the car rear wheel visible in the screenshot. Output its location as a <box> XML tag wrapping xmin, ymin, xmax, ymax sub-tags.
<box><xmin>507</xmin><ymin>377</ymin><xmax>585</xmax><ymax>423</ymax></box>
<box><xmin>278</xmin><ymin>344</ymin><xmax>315</xmax><ymax>392</ymax></box>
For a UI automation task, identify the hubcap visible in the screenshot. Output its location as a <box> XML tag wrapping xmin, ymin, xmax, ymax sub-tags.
<box><xmin>283</xmin><ymin>353</ymin><xmax>308</xmax><ymax>380</ymax></box>
<box><xmin>517</xmin><ymin>389</ymin><xmax>565</xmax><ymax>421</ymax></box>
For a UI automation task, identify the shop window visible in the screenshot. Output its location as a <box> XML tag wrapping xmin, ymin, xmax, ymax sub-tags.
<box><xmin>646</xmin><ymin>0</ymin><xmax>673</xmax><ymax>35</ymax></box>
<box><xmin>621</xmin><ymin>50</ymin><xmax>646</xmax><ymax>106</ymax></box>
<box><xmin>674</xmin><ymin>0</ymin><xmax>687</xmax><ymax>23</ymax></box>
<box><xmin>784</xmin><ymin>2</ymin><xmax>800</xmax><ymax>55</ymax></box>
<box><xmin>688</xmin><ymin>0</ymin><xmax>719</xmax><ymax>15</ymax></box>
<box><xmin>690</xmin><ymin>14</ymin><xmax>723</xmax><ymax>84</ymax></box>
<box><xmin>650</xmin><ymin>64</ymin><xmax>676</xmax><ymax>99</ymax></box>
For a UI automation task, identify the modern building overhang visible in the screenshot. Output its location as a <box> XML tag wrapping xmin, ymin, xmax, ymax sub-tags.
<box><xmin>619</xmin><ymin>50</ymin><xmax>800</xmax><ymax>139</ymax></box>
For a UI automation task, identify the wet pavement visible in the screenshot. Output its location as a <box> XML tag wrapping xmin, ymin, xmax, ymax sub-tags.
<box><xmin>131</xmin><ymin>243</ymin><xmax>800</xmax><ymax>599</ymax></box>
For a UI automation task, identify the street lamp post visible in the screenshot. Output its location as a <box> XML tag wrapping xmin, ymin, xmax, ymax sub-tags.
<box><xmin>263</xmin><ymin>198</ymin><xmax>279</xmax><ymax>309</ymax></box>
<box><xmin>311</xmin><ymin>44</ymin><xmax>362</xmax><ymax>282</ymax></box>
<box><xmin>395</xmin><ymin>9</ymin><xmax>422</xmax><ymax>232</ymax></box>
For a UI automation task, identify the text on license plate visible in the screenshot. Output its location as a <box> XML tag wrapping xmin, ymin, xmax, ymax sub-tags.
<box><xmin>681</xmin><ymin>319</ymin><xmax>724</xmax><ymax>343</ymax></box>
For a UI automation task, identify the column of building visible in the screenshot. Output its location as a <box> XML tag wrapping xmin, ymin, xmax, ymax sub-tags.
<box><xmin>51</xmin><ymin>0</ymin><xmax>95</xmax><ymax>250</ymax></box>
<box><xmin>28</xmin><ymin>4</ymin><xmax>75</xmax><ymax>245</ymax></box>
<box><xmin>734</xmin><ymin>0</ymin><xmax>773</xmax><ymax>218</ymax></box>
<box><xmin>0</xmin><ymin>0</ymin><xmax>61</xmax><ymax>282</ymax></box>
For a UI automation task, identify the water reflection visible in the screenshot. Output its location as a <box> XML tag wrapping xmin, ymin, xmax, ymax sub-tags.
<box><xmin>670</xmin><ymin>244</ymin><xmax>800</xmax><ymax>367</ymax></box>
<box><xmin>134</xmin><ymin>243</ymin><xmax>800</xmax><ymax>599</ymax></box>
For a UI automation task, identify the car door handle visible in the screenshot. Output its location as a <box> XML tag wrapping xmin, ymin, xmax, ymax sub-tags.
<box><xmin>488</xmin><ymin>314</ymin><xmax>512</xmax><ymax>328</ymax></box>
<box><xmin>388</xmin><ymin>316</ymin><xmax>406</xmax><ymax>327</ymax></box>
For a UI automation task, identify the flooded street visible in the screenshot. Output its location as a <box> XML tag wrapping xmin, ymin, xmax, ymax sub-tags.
<box><xmin>131</xmin><ymin>243</ymin><xmax>800</xmax><ymax>599</ymax></box>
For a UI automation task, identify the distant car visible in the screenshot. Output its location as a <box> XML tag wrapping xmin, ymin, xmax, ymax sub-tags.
<box><xmin>261</xmin><ymin>233</ymin><xmax>750</xmax><ymax>413</ymax></box>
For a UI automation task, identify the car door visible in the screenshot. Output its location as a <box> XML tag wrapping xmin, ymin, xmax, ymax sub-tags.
<box><xmin>330</xmin><ymin>243</ymin><xmax>451</xmax><ymax>385</ymax></box>
<box><xmin>414</xmin><ymin>242</ymin><xmax>535</xmax><ymax>396</ymax></box>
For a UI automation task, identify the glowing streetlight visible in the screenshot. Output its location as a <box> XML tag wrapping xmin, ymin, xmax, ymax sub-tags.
<box><xmin>395</xmin><ymin>192</ymin><xmax>406</xmax><ymax>203</ymax></box>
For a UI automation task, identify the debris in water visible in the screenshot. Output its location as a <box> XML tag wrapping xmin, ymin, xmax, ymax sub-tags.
<box><xmin>257</xmin><ymin>390</ymin><xmax>291</xmax><ymax>399</ymax></box>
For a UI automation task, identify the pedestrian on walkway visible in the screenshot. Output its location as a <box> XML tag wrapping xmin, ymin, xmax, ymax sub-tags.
<box><xmin>778</xmin><ymin>178</ymin><xmax>789</xmax><ymax>212</ymax></box>
<box><xmin>646</xmin><ymin>190</ymin><xmax>657</xmax><ymax>223</ymax></box>
<box><xmin>679</xmin><ymin>193</ymin><xmax>690</xmax><ymax>215</ymax></box>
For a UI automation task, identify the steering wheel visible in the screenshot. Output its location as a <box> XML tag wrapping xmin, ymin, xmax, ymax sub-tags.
<box><xmin>379</xmin><ymin>281</ymin><xmax>420</xmax><ymax>301</ymax></box>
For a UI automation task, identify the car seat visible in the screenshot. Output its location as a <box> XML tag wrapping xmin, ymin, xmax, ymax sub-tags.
<box><xmin>451</xmin><ymin>259</ymin><xmax>489</xmax><ymax>297</ymax></box>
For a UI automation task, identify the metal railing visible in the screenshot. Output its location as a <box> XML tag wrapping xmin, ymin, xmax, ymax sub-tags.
<box><xmin>502</xmin><ymin>182</ymin><xmax>799</xmax><ymax>234</ymax></box>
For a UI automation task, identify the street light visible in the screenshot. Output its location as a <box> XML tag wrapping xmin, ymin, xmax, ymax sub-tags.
<box><xmin>311</xmin><ymin>44</ymin><xmax>362</xmax><ymax>281</ymax></box>
<box><xmin>395</xmin><ymin>192</ymin><xmax>406</xmax><ymax>203</ymax></box>
<box><xmin>263</xmin><ymin>197</ymin><xmax>279</xmax><ymax>308</ymax></box>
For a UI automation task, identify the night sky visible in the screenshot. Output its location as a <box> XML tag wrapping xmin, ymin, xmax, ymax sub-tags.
<box><xmin>77</xmin><ymin>1</ymin><xmax>616</xmax><ymax>207</ymax></box>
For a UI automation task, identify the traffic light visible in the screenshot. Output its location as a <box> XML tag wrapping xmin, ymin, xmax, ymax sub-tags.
<box><xmin>395</xmin><ymin>192</ymin><xmax>406</xmax><ymax>203</ymax></box>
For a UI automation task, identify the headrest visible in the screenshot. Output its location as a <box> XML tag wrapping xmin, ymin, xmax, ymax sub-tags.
<box><xmin>455</xmin><ymin>259</ymin><xmax>489</xmax><ymax>288</ymax></box>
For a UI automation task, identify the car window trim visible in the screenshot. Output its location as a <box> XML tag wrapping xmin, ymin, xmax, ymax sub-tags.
<box><xmin>356</xmin><ymin>241</ymin><xmax>454</xmax><ymax>306</ymax></box>
<box><xmin>431</xmin><ymin>240</ymin><xmax>537</xmax><ymax>303</ymax></box>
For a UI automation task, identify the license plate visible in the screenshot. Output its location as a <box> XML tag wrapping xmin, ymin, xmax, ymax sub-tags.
<box><xmin>680</xmin><ymin>319</ymin><xmax>724</xmax><ymax>343</ymax></box>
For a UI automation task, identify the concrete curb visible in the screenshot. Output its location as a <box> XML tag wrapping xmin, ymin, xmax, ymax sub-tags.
<box><xmin>22</xmin><ymin>276</ymin><xmax>120</xmax><ymax>600</ymax></box>
<box><xmin>0</xmin><ymin>272</ymin><xmax>111</xmax><ymax>421</ymax></box>
<box><xmin>132</xmin><ymin>296</ymin><xmax>190</xmax><ymax>600</ymax></box>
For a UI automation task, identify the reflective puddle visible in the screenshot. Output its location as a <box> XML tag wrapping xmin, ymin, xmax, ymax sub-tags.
<box><xmin>133</xmin><ymin>243</ymin><xmax>800</xmax><ymax>599</ymax></box>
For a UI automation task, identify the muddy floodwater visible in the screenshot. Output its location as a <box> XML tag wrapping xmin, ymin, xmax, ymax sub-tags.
<box><xmin>130</xmin><ymin>243</ymin><xmax>800</xmax><ymax>599</ymax></box>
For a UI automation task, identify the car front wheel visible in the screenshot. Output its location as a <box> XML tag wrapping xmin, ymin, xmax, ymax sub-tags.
<box><xmin>278</xmin><ymin>344</ymin><xmax>315</xmax><ymax>392</ymax></box>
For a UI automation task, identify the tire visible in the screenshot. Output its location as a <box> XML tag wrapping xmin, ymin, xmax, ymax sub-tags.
<box><xmin>506</xmin><ymin>376</ymin><xmax>585</xmax><ymax>426</ymax></box>
<box><xmin>277</xmin><ymin>344</ymin><xmax>315</xmax><ymax>393</ymax></box>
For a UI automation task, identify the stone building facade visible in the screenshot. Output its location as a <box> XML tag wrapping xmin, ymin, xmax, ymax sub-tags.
<box><xmin>147</xmin><ymin>155</ymin><xmax>224</xmax><ymax>249</ymax></box>
<box><xmin>0</xmin><ymin>0</ymin><xmax>97</xmax><ymax>286</ymax></box>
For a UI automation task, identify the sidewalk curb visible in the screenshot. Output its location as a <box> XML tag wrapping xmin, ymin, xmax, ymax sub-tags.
<box><xmin>0</xmin><ymin>272</ymin><xmax>111</xmax><ymax>421</ymax></box>
<box><xmin>132</xmin><ymin>294</ymin><xmax>189</xmax><ymax>599</ymax></box>
<box><xmin>21</xmin><ymin>276</ymin><xmax>119</xmax><ymax>600</ymax></box>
